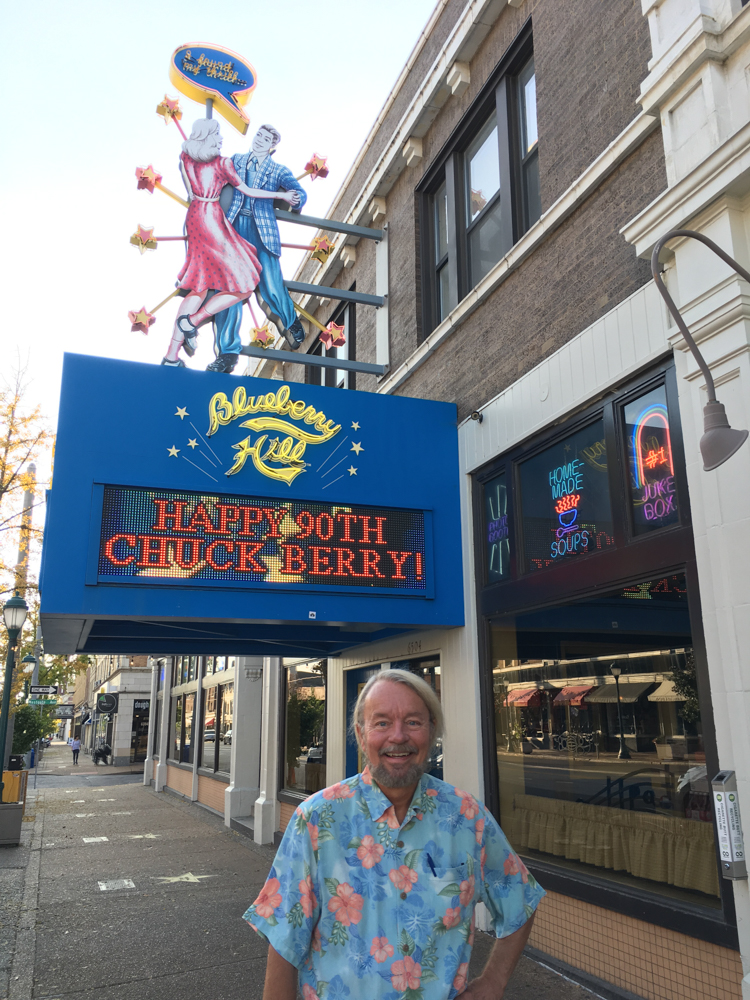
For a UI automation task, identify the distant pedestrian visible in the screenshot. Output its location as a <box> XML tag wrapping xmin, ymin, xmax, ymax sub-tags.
<box><xmin>71</xmin><ymin>737</ymin><xmax>81</xmax><ymax>765</ymax></box>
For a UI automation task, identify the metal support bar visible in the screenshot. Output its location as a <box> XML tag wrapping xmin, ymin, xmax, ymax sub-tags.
<box><xmin>274</xmin><ymin>209</ymin><xmax>383</xmax><ymax>242</ymax></box>
<box><xmin>285</xmin><ymin>281</ymin><xmax>384</xmax><ymax>308</ymax></box>
<box><xmin>239</xmin><ymin>344</ymin><xmax>387</xmax><ymax>376</ymax></box>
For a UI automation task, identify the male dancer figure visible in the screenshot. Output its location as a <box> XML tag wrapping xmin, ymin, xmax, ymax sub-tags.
<box><xmin>209</xmin><ymin>125</ymin><xmax>307</xmax><ymax>373</ymax></box>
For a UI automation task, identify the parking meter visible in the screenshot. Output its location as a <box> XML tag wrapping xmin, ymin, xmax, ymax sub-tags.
<box><xmin>711</xmin><ymin>771</ymin><xmax>747</xmax><ymax>880</ymax></box>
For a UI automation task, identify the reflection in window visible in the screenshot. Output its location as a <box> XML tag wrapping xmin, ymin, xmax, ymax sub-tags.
<box><xmin>217</xmin><ymin>683</ymin><xmax>234</xmax><ymax>773</ymax></box>
<box><xmin>434</xmin><ymin>181</ymin><xmax>450</xmax><ymax>322</ymax></box>
<box><xmin>170</xmin><ymin>697</ymin><xmax>182</xmax><ymax>761</ymax></box>
<box><xmin>484</xmin><ymin>471</ymin><xmax>510</xmax><ymax>583</ymax></box>
<box><xmin>518</xmin><ymin>57</ymin><xmax>540</xmax><ymax>230</ymax></box>
<box><xmin>284</xmin><ymin>661</ymin><xmax>327</xmax><ymax>795</ymax></box>
<box><xmin>202</xmin><ymin>686</ymin><xmax>218</xmax><ymax>769</ymax></box>
<box><xmin>490</xmin><ymin>574</ymin><xmax>718</xmax><ymax>906</ymax></box>
<box><xmin>183</xmin><ymin>694</ymin><xmax>195</xmax><ymax>764</ymax></box>
<box><xmin>519</xmin><ymin>419</ymin><xmax>614</xmax><ymax>572</ymax></box>
<box><xmin>623</xmin><ymin>385</ymin><xmax>679</xmax><ymax>535</ymax></box>
<box><xmin>466</xmin><ymin>115</ymin><xmax>503</xmax><ymax>287</ymax></box>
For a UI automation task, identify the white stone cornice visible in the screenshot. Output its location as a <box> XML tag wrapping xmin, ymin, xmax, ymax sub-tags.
<box><xmin>621</xmin><ymin>120</ymin><xmax>750</xmax><ymax>256</ymax></box>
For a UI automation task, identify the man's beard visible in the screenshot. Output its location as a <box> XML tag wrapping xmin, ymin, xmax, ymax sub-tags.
<box><xmin>368</xmin><ymin>744</ymin><xmax>430</xmax><ymax>789</ymax></box>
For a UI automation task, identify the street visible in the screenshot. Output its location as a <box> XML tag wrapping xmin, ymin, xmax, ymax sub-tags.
<box><xmin>0</xmin><ymin>742</ymin><xmax>595</xmax><ymax>1000</ymax></box>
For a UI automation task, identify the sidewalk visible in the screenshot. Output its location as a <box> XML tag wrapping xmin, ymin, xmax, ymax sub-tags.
<box><xmin>1</xmin><ymin>749</ymin><xmax>601</xmax><ymax>999</ymax></box>
<box><xmin>37</xmin><ymin>740</ymin><xmax>144</xmax><ymax>779</ymax></box>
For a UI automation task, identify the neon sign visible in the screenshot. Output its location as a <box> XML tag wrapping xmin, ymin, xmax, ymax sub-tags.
<box><xmin>548</xmin><ymin>463</ymin><xmax>589</xmax><ymax>559</ymax></box>
<box><xmin>626</xmin><ymin>392</ymin><xmax>679</xmax><ymax>533</ymax></box>
<box><xmin>98</xmin><ymin>486</ymin><xmax>426</xmax><ymax>591</ymax></box>
<box><xmin>632</xmin><ymin>403</ymin><xmax>674</xmax><ymax>489</ymax></box>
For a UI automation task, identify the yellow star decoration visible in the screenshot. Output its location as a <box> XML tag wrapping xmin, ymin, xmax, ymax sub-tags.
<box><xmin>350</xmin><ymin>442</ymin><xmax>364</xmax><ymax>455</ymax></box>
<box><xmin>152</xmin><ymin>873</ymin><xmax>216</xmax><ymax>884</ymax></box>
<box><xmin>167</xmin><ymin>446</ymin><xmax>180</xmax><ymax>457</ymax></box>
<box><xmin>347</xmin><ymin>466</ymin><xmax>357</xmax><ymax>476</ymax></box>
<box><xmin>351</xmin><ymin>421</ymin><xmax>360</xmax><ymax>431</ymax></box>
<box><xmin>187</xmin><ymin>439</ymin><xmax>198</xmax><ymax>449</ymax></box>
<box><xmin>129</xmin><ymin>225</ymin><xmax>158</xmax><ymax>254</ymax></box>
<box><xmin>175</xmin><ymin>407</ymin><xmax>189</xmax><ymax>419</ymax></box>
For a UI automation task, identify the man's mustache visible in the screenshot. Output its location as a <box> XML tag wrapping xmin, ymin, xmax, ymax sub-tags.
<box><xmin>379</xmin><ymin>744</ymin><xmax>419</xmax><ymax>756</ymax></box>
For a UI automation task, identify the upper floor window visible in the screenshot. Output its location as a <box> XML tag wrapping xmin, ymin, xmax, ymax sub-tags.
<box><xmin>305</xmin><ymin>300</ymin><xmax>356</xmax><ymax>389</ymax></box>
<box><xmin>421</xmin><ymin>33</ymin><xmax>541</xmax><ymax>335</ymax></box>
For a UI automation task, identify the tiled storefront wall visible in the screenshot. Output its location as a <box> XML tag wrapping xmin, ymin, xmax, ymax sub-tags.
<box><xmin>197</xmin><ymin>775</ymin><xmax>225</xmax><ymax>814</ymax></box>
<box><xmin>530</xmin><ymin>892</ymin><xmax>742</xmax><ymax>1000</ymax></box>
<box><xmin>279</xmin><ymin>801</ymin><xmax>296</xmax><ymax>834</ymax></box>
<box><xmin>165</xmin><ymin>765</ymin><xmax>192</xmax><ymax>798</ymax></box>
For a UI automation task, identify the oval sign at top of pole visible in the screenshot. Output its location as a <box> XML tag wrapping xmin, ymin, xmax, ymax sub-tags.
<box><xmin>169</xmin><ymin>43</ymin><xmax>257</xmax><ymax>134</ymax></box>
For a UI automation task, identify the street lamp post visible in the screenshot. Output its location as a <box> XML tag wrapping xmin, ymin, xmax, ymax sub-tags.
<box><xmin>0</xmin><ymin>593</ymin><xmax>29</xmax><ymax>803</ymax></box>
<box><xmin>610</xmin><ymin>664</ymin><xmax>631</xmax><ymax>761</ymax></box>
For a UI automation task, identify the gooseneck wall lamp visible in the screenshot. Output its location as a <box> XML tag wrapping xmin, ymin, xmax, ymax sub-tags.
<box><xmin>0</xmin><ymin>593</ymin><xmax>29</xmax><ymax>802</ymax></box>
<box><xmin>651</xmin><ymin>230</ymin><xmax>749</xmax><ymax>471</ymax></box>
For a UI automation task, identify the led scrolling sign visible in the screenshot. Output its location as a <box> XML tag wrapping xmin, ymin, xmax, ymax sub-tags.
<box><xmin>98</xmin><ymin>487</ymin><xmax>427</xmax><ymax>592</ymax></box>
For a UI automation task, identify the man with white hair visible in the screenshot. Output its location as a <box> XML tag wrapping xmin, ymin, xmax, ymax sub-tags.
<box><xmin>244</xmin><ymin>669</ymin><xmax>544</xmax><ymax>999</ymax></box>
<box><xmin>210</xmin><ymin>124</ymin><xmax>307</xmax><ymax>373</ymax></box>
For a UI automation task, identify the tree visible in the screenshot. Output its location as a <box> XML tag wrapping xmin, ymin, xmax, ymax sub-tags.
<box><xmin>11</xmin><ymin>704</ymin><xmax>45</xmax><ymax>755</ymax></box>
<box><xmin>672</xmin><ymin>649</ymin><xmax>701</xmax><ymax>726</ymax></box>
<box><xmin>0</xmin><ymin>365</ymin><xmax>50</xmax><ymax>598</ymax></box>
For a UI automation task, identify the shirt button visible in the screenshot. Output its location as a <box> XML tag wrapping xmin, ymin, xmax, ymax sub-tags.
<box><xmin>397</xmin><ymin>840</ymin><xmax>404</xmax><ymax>848</ymax></box>
<box><xmin>400</xmin><ymin>892</ymin><xmax>407</xmax><ymax>900</ymax></box>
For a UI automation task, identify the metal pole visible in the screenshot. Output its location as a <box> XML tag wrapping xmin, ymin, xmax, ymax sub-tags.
<box><xmin>613</xmin><ymin>675</ymin><xmax>631</xmax><ymax>761</ymax></box>
<box><xmin>0</xmin><ymin>627</ymin><xmax>20</xmax><ymax>803</ymax></box>
<box><xmin>33</xmin><ymin>702</ymin><xmax>41</xmax><ymax>789</ymax></box>
<box><xmin>205</xmin><ymin>98</ymin><xmax>213</xmax><ymax>118</ymax></box>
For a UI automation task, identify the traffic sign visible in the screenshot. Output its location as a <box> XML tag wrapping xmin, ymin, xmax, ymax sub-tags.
<box><xmin>29</xmin><ymin>698</ymin><xmax>56</xmax><ymax>705</ymax></box>
<box><xmin>30</xmin><ymin>685</ymin><xmax>58</xmax><ymax>695</ymax></box>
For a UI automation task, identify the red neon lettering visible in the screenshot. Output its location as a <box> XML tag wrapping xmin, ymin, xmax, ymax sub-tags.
<box><xmin>295</xmin><ymin>511</ymin><xmax>314</xmax><ymax>539</ymax></box>
<box><xmin>236</xmin><ymin>541</ymin><xmax>266</xmax><ymax>572</ymax></box>
<box><xmin>216</xmin><ymin>504</ymin><xmax>240</xmax><ymax>535</ymax></box>
<box><xmin>316</xmin><ymin>512</ymin><xmax>334</xmax><ymax>541</ymax></box>
<box><xmin>104</xmin><ymin>533</ymin><xmax>137</xmax><ymax>566</ymax></box>
<box><xmin>359</xmin><ymin>516</ymin><xmax>387</xmax><ymax>545</ymax></box>
<box><xmin>281</xmin><ymin>545</ymin><xmax>306</xmax><ymax>574</ymax></box>
<box><xmin>263</xmin><ymin>507</ymin><xmax>288</xmax><ymax>538</ymax></box>
<box><xmin>204</xmin><ymin>540</ymin><xmax>235</xmax><ymax>570</ymax></box>
<box><xmin>239</xmin><ymin>507</ymin><xmax>264</xmax><ymax>536</ymax></box>
<box><xmin>337</xmin><ymin>513</ymin><xmax>358</xmax><ymax>542</ymax></box>
<box><xmin>136</xmin><ymin>535</ymin><xmax>171</xmax><ymax>568</ymax></box>
<box><xmin>415</xmin><ymin>552</ymin><xmax>423</xmax><ymax>578</ymax></box>
<box><xmin>186</xmin><ymin>502</ymin><xmax>218</xmax><ymax>534</ymax></box>
<box><xmin>333</xmin><ymin>547</ymin><xmax>356</xmax><ymax>576</ymax></box>
<box><xmin>387</xmin><ymin>551</ymin><xmax>412</xmax><ymax>579</ymax></box>
<box><xmin>554</xmin><ymin>494</ymin><xmax>580</xmax><ymax>515</ymax></box>
<box><xmin>361</xmin><ymin>549</ymin><xmax>385</xmax><ymax>577</ymax></box>
<box><xmin>174</xmin><ymin>538</ymin><xmax>202</xmax><ymax>570</ymax></box>
<box><xmin>151</xmin><ymin>499</ymin><xmax>188</xmax><ymax>531</ymax></box>
<box><xmin>310</xmin><ymin>546</ymin><xmax>333</xmax><ymax>575</ymax></box>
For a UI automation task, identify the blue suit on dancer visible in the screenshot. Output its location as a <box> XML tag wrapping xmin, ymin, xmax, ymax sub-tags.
<box><xmin>210</xmin><ymin>125</ymin><xmax>307</xmax><ymax>372</ymax></box>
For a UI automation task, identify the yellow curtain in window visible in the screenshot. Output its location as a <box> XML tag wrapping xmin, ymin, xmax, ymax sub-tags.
<box><xmin>509</xmin><ymin>793</ymin><xmax>718</xmax><ymax>898</ymax></box>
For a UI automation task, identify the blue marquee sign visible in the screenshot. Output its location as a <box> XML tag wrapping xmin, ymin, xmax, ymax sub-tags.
<box><xmin>40</xmin><ymin>355</ymin><xmax>463</xmax><ymax>656</ymax></box>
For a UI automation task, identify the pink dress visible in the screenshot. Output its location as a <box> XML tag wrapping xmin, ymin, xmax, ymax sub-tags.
<box><xmin>177</xmin><ymin>154</ymin><xmax>261</xmax><ymax>295</ymax></box>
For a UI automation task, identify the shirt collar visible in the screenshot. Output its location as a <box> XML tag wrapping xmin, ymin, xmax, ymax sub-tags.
<box><xmin>359</xmin><ymin>766</ymin><xmax>429</xmax><ymax>828</ymax></box>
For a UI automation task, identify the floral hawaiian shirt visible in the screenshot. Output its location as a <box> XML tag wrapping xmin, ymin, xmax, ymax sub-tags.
<box><xmin>244</xmin><ymin>767</ymin><xmax>544</xmax><ymax>999</ymax></box>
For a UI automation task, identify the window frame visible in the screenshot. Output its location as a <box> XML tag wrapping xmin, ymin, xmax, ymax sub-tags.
<box><xmin>304</xmin><ymin>295</ymin><xmax>357</xmax><ymax>390</ymax></box>
<box><xmin>471</xmin><ymin>360</ymin><xmax>738</xmax><ymax>947</ymax></box>
<box><xmin>418</xmin><ymin>23</ymin><xmax>535</xmax><ymax>337</ymax></box>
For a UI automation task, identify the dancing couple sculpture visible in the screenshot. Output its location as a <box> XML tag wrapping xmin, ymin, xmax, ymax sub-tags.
<box><xmin>163</xmin><ymin>118</ymin><xmax>307</xmax><ymax>371</ymax></box>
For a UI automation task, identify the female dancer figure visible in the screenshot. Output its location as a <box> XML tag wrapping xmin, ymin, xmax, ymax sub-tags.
<box><xmin>163</xmin><ymin>119</ymin><xmax>300</xmax><ymax>366</ymax></box>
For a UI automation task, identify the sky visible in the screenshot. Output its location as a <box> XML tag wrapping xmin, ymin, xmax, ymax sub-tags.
<box><xmin>1</xmin><ymin>0</ymin><xmax>437</xmax><ymax>434</ymax></box>
<box><xmin>0</xmin><ymin>0</ymin><xmax>437</xmax><ymax>583</ymax></box>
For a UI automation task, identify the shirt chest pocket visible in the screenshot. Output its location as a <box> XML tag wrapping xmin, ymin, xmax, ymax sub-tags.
<box><xmin>431</xmin><ymin>865</ymin><xmax>478</xmax><ymax>909</ymax></box>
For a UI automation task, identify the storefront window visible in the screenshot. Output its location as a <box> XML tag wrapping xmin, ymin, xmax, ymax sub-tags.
<box><xmin>623</xmin><ymin>385</ymin><xmax>679</xmax><ymax>535</ymax></box>
<box><xmin>202</xmin><ymin>686</ymin><xmax>218</xmax><ymax>769</ymax></box>
<box><xmin>519</xmin><ymin>419</ymin><xmax>614</xmax><ymax>572</ymax></box>
<box><xmin>284</xmin><ymin>661</ymin><xmax>327</xmax><ymax>795</ymax></box>
<box><xmin>170</xmin><ymin>696</ymin><xmax>182</xmax><ymax>760</ymax></box>
<box><xmin>491</xmin><ymin>573</ymin><xmax>718</xmax><ymax>907</ymax></box>
<box><xmin>484</xmin><ymin>471</ymin><xmax>510</xmax><ymax>583</ymax></box>
<box><xmin>204</xmin><ymin>656</ymin><xmax>214</xmax><ymax>675</ymax></box>
<box><xmin>217</xmin><ymin>683</ymin><xmax>233</xmax><ymax>772</ymax></box>
<box><xmin>152</xmin><ymin>698</ymin><xmax>161</xmax><ymax>757</ymax></box>
<box><xmin>183</xmin><ymin>694</ymin><xmax>196</xmax><ymax>764</ymax></box>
